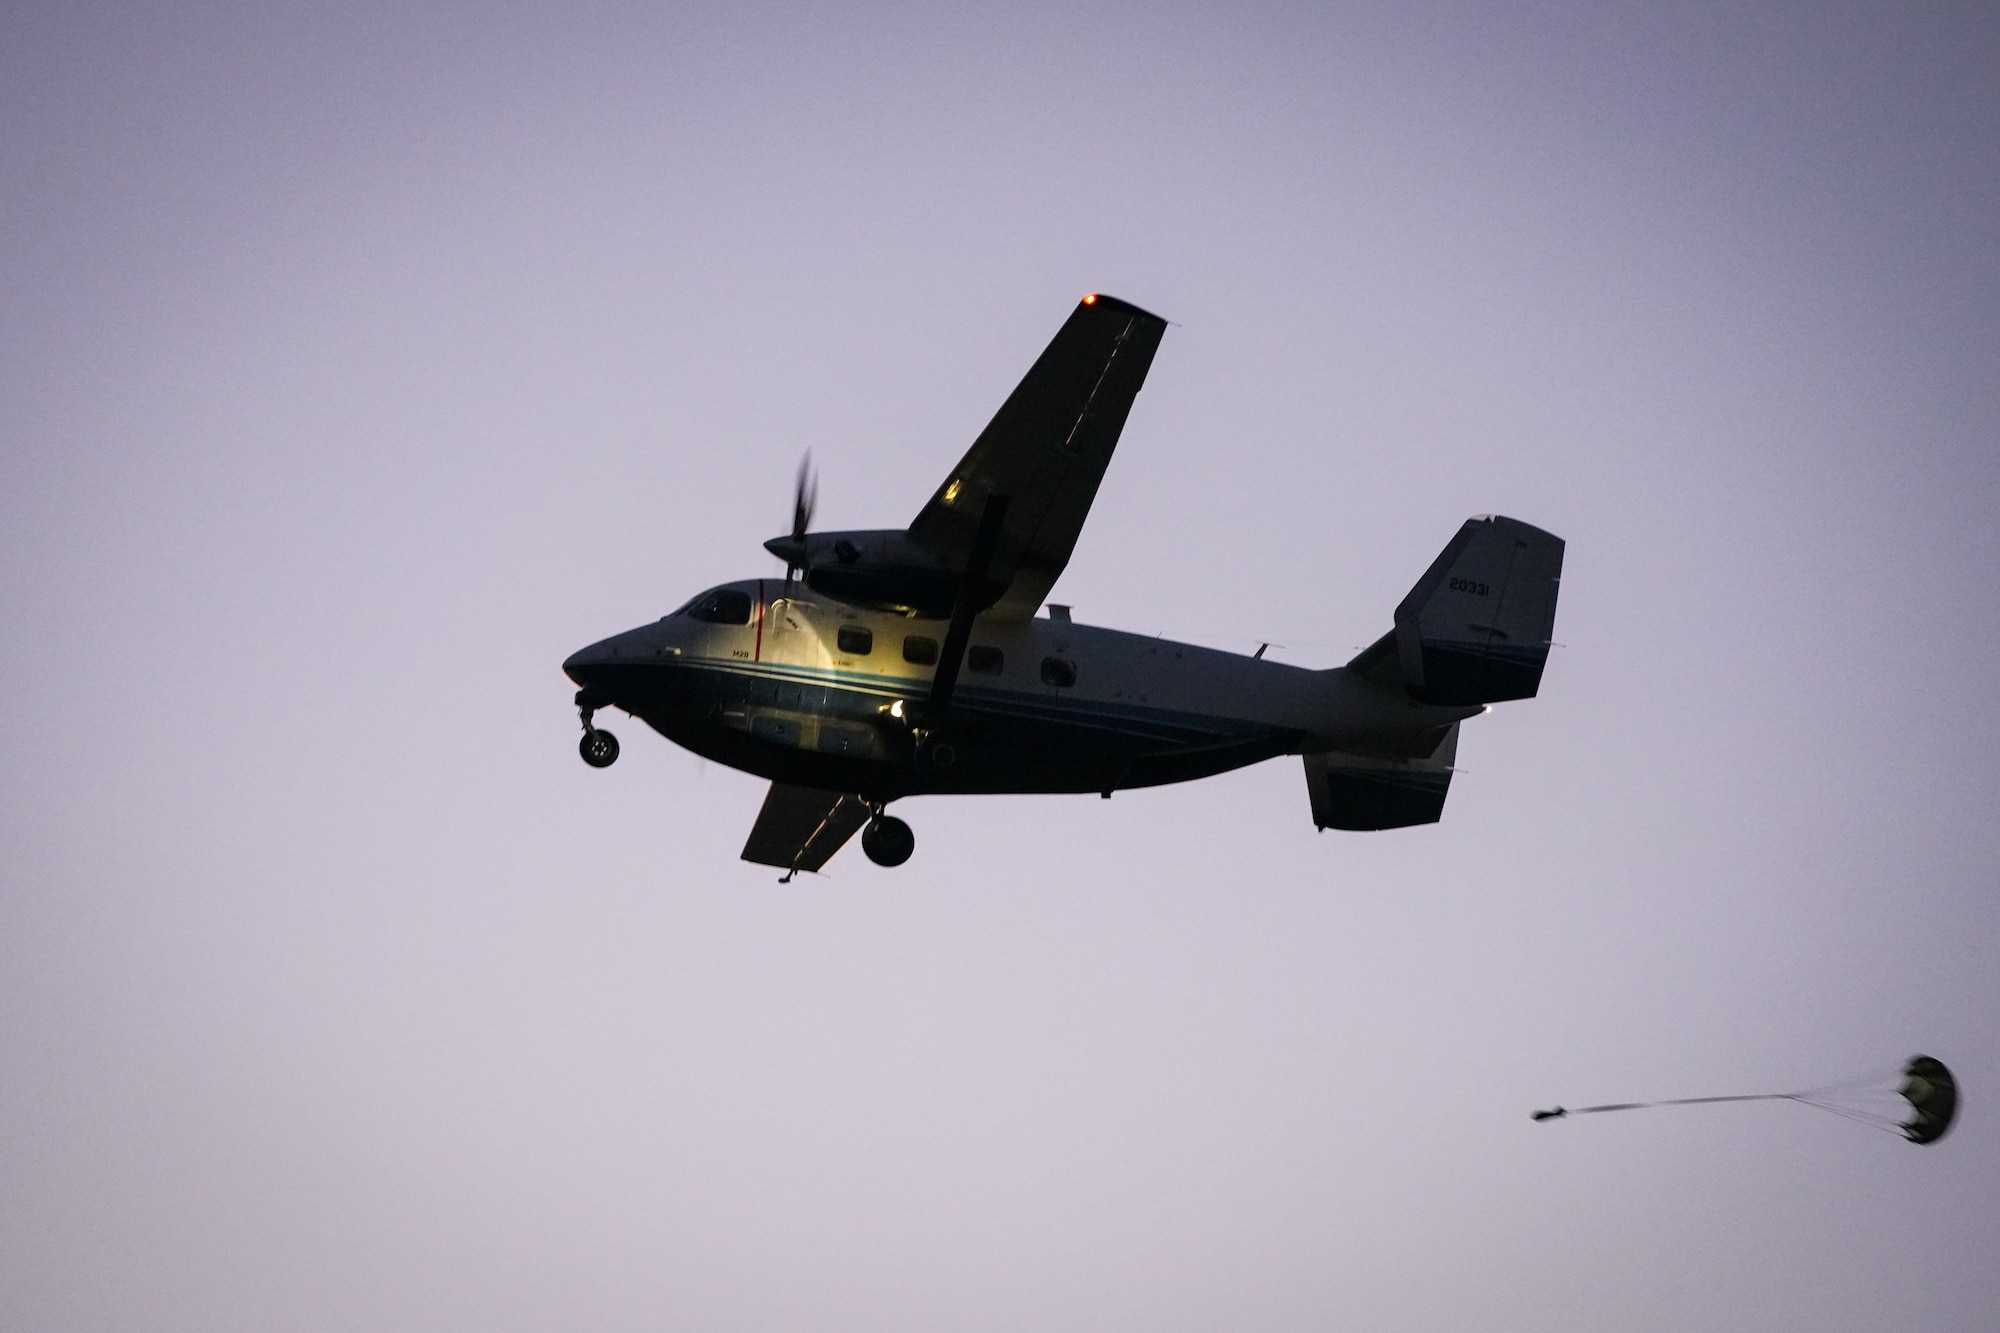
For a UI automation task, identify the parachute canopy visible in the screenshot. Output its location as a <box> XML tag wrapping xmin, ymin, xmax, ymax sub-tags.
<box><xmin>1899</xmin><ymin>1055</ymin><xmax>1957</xmax><ymax>1144</ymax></box>
<box><xmin>1532</xmin><ymin>1054</ymin><xmax>1959</xmax><ymax>1146</ymax></box>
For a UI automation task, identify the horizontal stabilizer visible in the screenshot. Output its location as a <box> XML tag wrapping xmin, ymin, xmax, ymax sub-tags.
<box><xmin>1392</xmin><ymin>515</ymin><xmax>1564</xmax><ymax>705</ymax></box>
<box><xmin>1304</xmin><ymin>724</ymin><xmax>1458</xmax><ymax>831</ymax></box>
<box><xmin>741</xmin><ymin>783</ymin><xmax>870</xmax><ymax>873</ymax></box>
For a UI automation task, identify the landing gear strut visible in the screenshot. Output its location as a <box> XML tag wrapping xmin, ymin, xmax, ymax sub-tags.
<box><xmin>577</xmin><ymin>691</ymin><xmax>619</xmax><ymax>768</ymax></box>
<box><xmin>862</xmin><ymin>812</ymin><xmax>914</xmax><ymax>867</ymax></box>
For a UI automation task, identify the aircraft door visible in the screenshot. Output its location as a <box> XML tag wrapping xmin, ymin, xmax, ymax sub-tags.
<box><xmin>765</xmin><ymin>594</ymin><xmax>830</xmax><ymax>670</ymax></box>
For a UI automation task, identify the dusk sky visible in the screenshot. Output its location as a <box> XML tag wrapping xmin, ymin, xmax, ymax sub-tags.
<box><xmin>3</xmin><ymin>3</ymin><xmax>1997</xmax><ymax>1329</ymax></box>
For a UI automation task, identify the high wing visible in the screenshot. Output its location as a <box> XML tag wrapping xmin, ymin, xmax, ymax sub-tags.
<box><xmin>906</xmin><ymin>294</ymin><xmax>1168</xmax><ymax>619</ymax></box>
<box><xmin>740</xmin><ymin>782</ymin><xmax>871</xmax><ymax>875</ymax></box>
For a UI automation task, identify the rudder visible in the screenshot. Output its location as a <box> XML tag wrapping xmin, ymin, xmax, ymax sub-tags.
<box><xmin>1393</xmin><ymin>515</ymin><xmax>1564</xmax><ymax>705</ymax></box>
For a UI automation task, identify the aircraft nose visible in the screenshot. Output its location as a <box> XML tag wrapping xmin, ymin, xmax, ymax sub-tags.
<box><xmin>563</xmin><ymin>638</ymin><xmax>616</xmax><ymax>685</ymax></box>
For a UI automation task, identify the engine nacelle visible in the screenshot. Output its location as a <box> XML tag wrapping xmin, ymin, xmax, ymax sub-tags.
<box><xmin>763</xmin><ymin>527</ymin><xmax>975</xmax><ymax>616</ymax></box>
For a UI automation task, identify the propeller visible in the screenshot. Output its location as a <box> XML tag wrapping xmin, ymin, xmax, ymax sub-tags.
<box><xmin>924</xmin><ymin>492</ymin><xmax>1010</xmax><ymax>724</ymax></box>
<box><xmin>783</xmin><ymin>452</ymin><xmax>817</xmax><ymax>585</ymax></box>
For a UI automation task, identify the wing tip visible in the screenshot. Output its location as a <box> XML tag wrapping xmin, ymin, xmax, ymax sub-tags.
<box><xmin>1079</xmin><ymin>292</ymin><xmax>1167</xmax><ymax>323</ymax></box>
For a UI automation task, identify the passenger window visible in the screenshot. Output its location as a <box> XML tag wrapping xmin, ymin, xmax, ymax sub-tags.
<box><xmin>836</xmin><ymin>625</ymin><xmax>874</xmax><ymax>656</ymax></box>
<box><xmin>902</xmin><ymin>635</ymin><xmax>939</xmax><ymax>665</ymax></box>
<box><xmin>1040</xmin><ymin>656</ymin><xmax>1077</xmax><ymax>688</ymax></box>
<box><xmin>967</xmin><ymin>645</ymin><xmax>1003</xmax><ymax>675</ymax></box>
<box><xmin>685</xmin><ymin>589</ymin><xmax>753</xmax><ymax>624</ymax></box>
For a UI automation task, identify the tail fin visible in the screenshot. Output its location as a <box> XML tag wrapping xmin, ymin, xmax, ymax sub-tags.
<box><xmin>1385</xmin><ymin>515</ymin><xmax>1564</xmax><ymax>705</ymax></box>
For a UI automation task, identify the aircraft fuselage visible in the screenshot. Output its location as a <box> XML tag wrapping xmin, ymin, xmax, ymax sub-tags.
<box><xmin>563</xmin><ymin>579</ymin><xmax>1478</xmax><ymax>801</ymax></box>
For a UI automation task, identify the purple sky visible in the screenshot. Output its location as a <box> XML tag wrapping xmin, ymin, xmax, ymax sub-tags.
<box><xmin>4</xmin><ymin>3</ymin><xmax>1997</xmax><ymax>1329</ymax></box>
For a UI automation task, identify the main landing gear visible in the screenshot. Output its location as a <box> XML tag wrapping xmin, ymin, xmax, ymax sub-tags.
<box><xmin>862</xmin><ymin>810</ymin><xmax>915</xmax><ymax>867</ymax></box>
<box><xmin>577</xmin><ymin>691</ymin><xmax>619</xmax><ymax>768</ymax></box>
<box><xmin>580</xmin><ymin>729</ymin><xmax>619</xmax><ymax>767</ymax></box>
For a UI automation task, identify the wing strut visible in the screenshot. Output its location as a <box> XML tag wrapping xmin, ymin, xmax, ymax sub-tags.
<box><xmin>925</xmin><ymin>493</ymin><xmax>1010</xmax><ymax>720</ymax></box>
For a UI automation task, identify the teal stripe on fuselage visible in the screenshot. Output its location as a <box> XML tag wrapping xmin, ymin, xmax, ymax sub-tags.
<box><xmin>679</xmin><ymin>656</ymin><xmax>1281</xmax><ymax>747</ymax></box>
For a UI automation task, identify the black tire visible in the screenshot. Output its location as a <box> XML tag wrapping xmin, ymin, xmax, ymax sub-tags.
<box><xmin>579</xmin><ymin>729</ymin><xmax>620</xmax><ymax>768</ymax></box>
<box><xmin>861</xmin><ymin>815</ymin><xmax>914</xmax><ymax>867</ymax></box>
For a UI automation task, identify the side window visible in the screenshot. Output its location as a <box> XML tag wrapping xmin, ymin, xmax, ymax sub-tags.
<box><xmin>1040</xmin><ymin>656</ymin><xmax>1077</xmax><ymax>688</ymax></box>
<box><xmin>902</xmin><ymin>635</ymin><xmax>939</xmax><ymax>665</ymax></box>
<box><xmin>686</xmin><ymin>589</ymin><xmax>753</xmax><ymax>625</ymax></box>
<box><xmin>836</xmin><ymin>625</ymin><xmax>874</xmax><ymax>656</ymax></box>
<box><xmin>967</xmin><ymin>645</ymin><xmax>1004</xmax><ymax>676</ymax></box>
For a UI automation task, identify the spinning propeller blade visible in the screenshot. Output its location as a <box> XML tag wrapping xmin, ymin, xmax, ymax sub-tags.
<box><xmin>784</xmin><ymin>453</ymin><xmax>817</xmax><ymax>583</ymax></box>
<box><xmin>792</xmin><ymin>454</ymin><xmax>817</xmax><ymax>545</ymax></box>
<box><xmin>926</xmin><ymin>493</ymin><xmax>1010</xmax><ymax>721</ymax></box>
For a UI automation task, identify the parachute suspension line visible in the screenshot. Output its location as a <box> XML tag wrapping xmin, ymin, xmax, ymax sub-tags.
<box><xmin>1787</xmin><ymin>1096</ymin><xmax>1912</xmax><ymax>1136</ymax></box>
<box><xmin>1788</xmin><ymin>1064</ymin><xmax>1908</xmax><ymax>1100</ymax></box>
<box><xmin>1786</xmin><ymin>1061</ymin><xmax>1938</xmax><ymax>1136</ymax></box>
<box><xmin>1546</xmin><ymin>1092</ymin><xmax>1798</xmax><ymax>1118</ymax></box>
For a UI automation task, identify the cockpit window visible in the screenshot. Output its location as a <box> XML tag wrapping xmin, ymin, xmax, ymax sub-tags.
<box><xmin>685</xmin><ymin>589</ymin><xmax>753</xmax><ymax>625</ymax></box>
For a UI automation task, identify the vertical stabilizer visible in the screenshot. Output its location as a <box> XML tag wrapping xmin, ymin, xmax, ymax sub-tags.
<box><xmin>1393</xmin><ymin>516</ymin><xmax>1564</xmax><ymax>705</ymax></box>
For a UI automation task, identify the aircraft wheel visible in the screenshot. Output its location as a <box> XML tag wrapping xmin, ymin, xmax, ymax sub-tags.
<box><xmin>862</xmin><ymin>815</ymin><xmax>914</xmax><ymax>867</ymax></box>
<box><xmin>579</xmin><ymin>728</ymin><xmax>620</xmax><ymax>768</ymax></box>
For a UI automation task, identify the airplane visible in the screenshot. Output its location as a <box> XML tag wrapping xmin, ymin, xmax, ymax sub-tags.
<box><xmin>562</xmin><ymin>294</ymin><xmax>1565</xmax><ymax>878</ymax></box>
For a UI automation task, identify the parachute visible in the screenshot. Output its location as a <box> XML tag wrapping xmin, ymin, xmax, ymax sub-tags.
<box><xmin>1900</xmin><ymin>1056</ymin><xmax>1958</xmax><ymax>1143</ymax></box>
<box><xmin>1532</xmin><ymin>1054</ymin><xmax>1958</xmax><ymax>1145</ymax></box>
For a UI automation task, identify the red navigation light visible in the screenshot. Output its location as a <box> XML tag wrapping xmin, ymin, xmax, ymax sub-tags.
<box><xmin>1082</xmin><ymin>293</ymin><xmax>1097</xmax><ymax>304</ymax></box>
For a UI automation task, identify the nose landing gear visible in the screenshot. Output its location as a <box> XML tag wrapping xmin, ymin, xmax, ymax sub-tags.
<box><xmin>861</xmin><ymin>813</ymin><xmax>915</xmax><ymax>867</ymax></box>
<box><xmin>577</xmin><ymin>690</ymin><xmax>619</xmax><ymax>768</ymax></box>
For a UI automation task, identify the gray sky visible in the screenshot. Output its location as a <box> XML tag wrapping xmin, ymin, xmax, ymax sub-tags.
<box><xmin>4</xmin><ymin>2</ymin><xmax>1997</xmax><ymax>1329</ymax></box>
